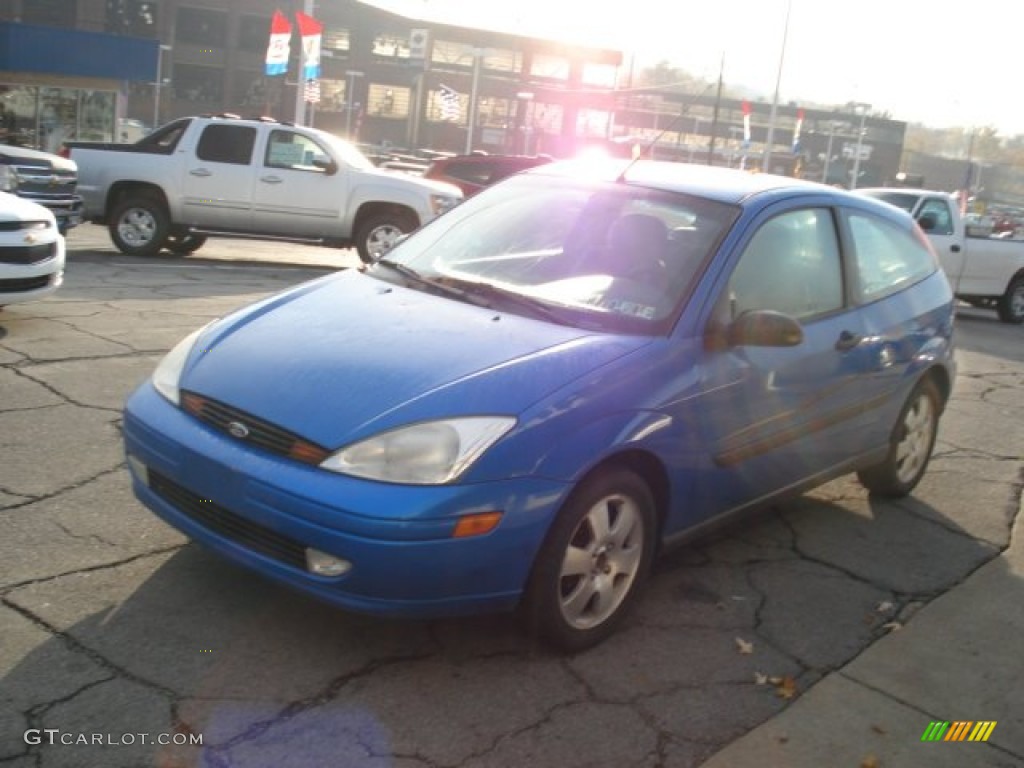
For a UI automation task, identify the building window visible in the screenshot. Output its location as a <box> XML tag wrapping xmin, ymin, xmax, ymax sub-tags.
<box><xmin>172</xmin><ymin>64</ymin><xmax>223</xmax><ymax>104</ymax></box>
<box><xmin>105</xmin><ymin>0</ymin><xmax>157</xmax><ymax>37</ymax></box>
<box><xmin>324</xmin><ymin>27</ymin><xmax>350</xmax><ymax>53</ymax></box>
<box><xmin>431</xmin><ymin>40</ymin><xmax>475</xmax><ymax>68</ymax></box>
<box><xmin>175</xmin><ymin>7</ymin><xmax>228</xmax><ymax>48</ymax></box>
<box><xmin>367</xmin><ymin>84</ymin><xmax>409</xmax><ymax>118</ymax></box>
<box><xmin>480</xmin><ymin>49</ymin><xmax>521</xmax><ymax>74</ymax></box>
<box><xmin>238</xmin><ymin>14</ymin><xmax>271</xmax><ymax>53</ymax></box>
<box><xmin>428</xmin><ymin>87</ymin><xmax>464</xmax><ymax>123</ymax></box>
<box><xmin>530</xmin><ymin>54</ymin><xmax>569</xmax><ymax>81</ymax></box>
<box><xmin>477</xmin><ymin>97</ymin><xmax>512</xmax><ymax>129</ymax></box>
<box><xmin>372</xmin><ymin>32</ymin><xmax>410</xmax><ymax>59</ymax></box>
<box><xmin>23</xmin><ymin>0</ymin><xmax>77</xmax><ymax>27</ymax></box>
<box><xmin>315</xmin><ymin>79</ymin><xmax>347</xmax><ymax>112</ymax></box>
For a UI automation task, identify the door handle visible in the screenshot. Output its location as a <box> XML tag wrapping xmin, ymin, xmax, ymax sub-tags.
<box><xmin>950</xmin><ymin>244</ymin><xmax>961</xmax><ymax>253</ymax></box>
<box><xmin>835</xmin><ymin>330</ymin><xmax>862</xmax><ymax>351</ymax></box>
<box><xmin>189</xmin><ymin>168</ymin><xmax>212</xmax><ymax>177</ymax></box>
<box><xmin>260</xmin><ymin>176</ymin><xmax>284</xmax><ymax>184</ymax></box>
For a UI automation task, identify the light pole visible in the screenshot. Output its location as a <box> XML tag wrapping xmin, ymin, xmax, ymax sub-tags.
<box><xmin>153</xmin><ymin>44</ymin><xmax>172</xmax><ymax>129</ymax></box>
<box><xmin>762</xmin><ymin>0</ymin><xmax>793</xmax><ymax>174</ymax></box>
<box><xmin>344</xmin><ymin>70</ymin><xmax>364</xmax><ymax>139</ymax></box>
<box><xmin>849</xmin><ymin>102</ymin><xmax>870</xmax><ymax>189</ymax></box>
<box><xmin>465</xmin><ymin>48</ymin><xmax>485</xmax><ymax>154</ymax></box>
<box><xmin>821</xmin><ymin>121</ymin><xmax>841</xmax><ymax>184</ymax></box>
<box><xmin>688</xmin><ymin>117</ymin><xmax>703</xmax><ymax>163</ymax></box>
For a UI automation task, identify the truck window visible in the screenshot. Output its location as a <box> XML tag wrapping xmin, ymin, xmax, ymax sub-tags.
<box><xmin>917</xmin><ymin>198</ymin><xmax>954</xmax><ymax>236</ymax></box>
<box><xmin>135</xmin><ymin>119</ymin><xmax>191</xmax><ymax>154</ymax></box>
<box><xmin>196</xmin><ymin>125</ymin><xmax>257</xmax><ymax>165</ymax></box>
<box><xmin>264</xmin><ymin>130</ymin><xmax>330</xmax><ymax>172</ymax></box>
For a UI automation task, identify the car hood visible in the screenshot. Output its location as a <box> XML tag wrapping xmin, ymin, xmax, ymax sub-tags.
<box><xmin>0</xmin><ymin>191</ymin><xmax>57</xmax><ymax>222</ymax></box>
<box><xmin>182</xmin><ymin>270</ymin><xmax>651</xmax><ymax>448</ymax></box>
<box><xmin>0</xmin><ymin>144</ymin><xmax>77</xmax><ymax>172</ymax></box>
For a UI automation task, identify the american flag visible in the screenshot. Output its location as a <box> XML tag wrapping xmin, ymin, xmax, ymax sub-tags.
<box><xmin>304</xmin><ymin>78</ymin><xmax>320</xmax><ymax>104</ymax></box>
<box><xmin>439</xmin><ymin>84</ymin><xmax>461</xmax><ymax>121</ymax></box>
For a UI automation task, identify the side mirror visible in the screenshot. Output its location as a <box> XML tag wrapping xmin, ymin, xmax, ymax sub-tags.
<box><xmin>917</xmin><ymin>212</ymin><xmax>937</xmax><ymax>232</ymax></box>
<box><xmin>312</xmin><ymin>155</ymin><xmax>337</xmax><ymax>175</ymax></box>
<box><xmin>728</xmin><ymin>310</ymin><xmax>803</xmax><ymax>347</ymax></box>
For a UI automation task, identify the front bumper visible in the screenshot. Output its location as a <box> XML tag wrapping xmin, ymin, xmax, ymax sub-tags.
<box><xmin>123</xmin><ymin>382</ymin><xmax>570</xmax><ymax>618</ymax></box>
<box><xmin>0</xmin><ymin>235</ymin><xmax>65</xmax><ymax>305</ymax></box>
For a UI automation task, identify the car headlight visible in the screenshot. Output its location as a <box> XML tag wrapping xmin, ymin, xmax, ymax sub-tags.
<box><xmin>321</xmin><ymin>417</ymin><xmax>516</xmax><ymax>484</ymax></box>
<box><xmin>429</xmin><ymin>193</ymin><xmax>460</xmax><ymax>216</ymax></box>
<box><xmin>151</xmin><ymin>325</ymin><xmax>209</xmax><ymax>405</ymax></box>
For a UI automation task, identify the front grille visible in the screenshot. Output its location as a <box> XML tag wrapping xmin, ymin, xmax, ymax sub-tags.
<box><xmin>11</xmin><ymin>165</ymin><xmax>78</xmax><ymax>199</ymax></box>
<box><xmin>0</xmin><ymin>220</ymin><xmax>50</xmax><ymax>233</ymax></box>
<box><xmin>149</xmin><ymin>470</ymin><xmax>308</xmax><ymax>570</ymax></box>
<box><xmin>0</xmin><ymin>242</ymin><xmax>57</xmax><ymax>265</ymax></box>
<box><xmin>0</xmin><ymin>275</ymin><xmax>51</xmax><ymax>292</ymax></box>
<box><xmin>181</xmin><ymin>391</ymin><xmax>330</xmax><ymax>465</ymax></box>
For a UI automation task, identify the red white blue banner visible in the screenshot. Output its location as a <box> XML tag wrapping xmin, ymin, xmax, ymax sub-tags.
<box><xmin>296</xmin><ymin>12</ymin><xmax>323</xmax><ymax>81</ymax></box>
<box><xmin>265</xmin><ymin>10</ymin><xmax>291</xmax><ymax>76</ymax></box>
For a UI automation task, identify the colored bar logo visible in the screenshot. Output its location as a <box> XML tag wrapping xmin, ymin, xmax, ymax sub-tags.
<box><xmin>921</xmin><ymin>721</ymin><xmax>996</xmax><ymax>742</ymax></box>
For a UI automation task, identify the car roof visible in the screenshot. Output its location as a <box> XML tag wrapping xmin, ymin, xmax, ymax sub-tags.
<box><xmin>526</xmin><ymin>158</ymin><xmax>838</xmax><ymax>205</ymax></box>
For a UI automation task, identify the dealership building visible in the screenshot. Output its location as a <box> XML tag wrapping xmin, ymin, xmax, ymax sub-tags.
<box><xmin>1</xmin><ymin>0</ymin><xmax>905</xmax><ymax>186</ymax></box>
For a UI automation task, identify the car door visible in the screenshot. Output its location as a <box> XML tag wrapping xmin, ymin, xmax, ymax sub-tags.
<box><xmin>913</xmin><ymin>196</ymin><xmax>966</xmax><ymax>289</ymax></box>
<box><xmin>683</xmin><ymin>205</ymin><xmax>874</xmax><ymax>516</ymax></box>
<box><xmin>180</xmin><ymin>123</ymin><xmax>257</xmax><ymax>230</ymax></box>
<box><xmin>251</xmin><ymin>128</ymin><xmax>346</xmax><ymax>237</ymax></box>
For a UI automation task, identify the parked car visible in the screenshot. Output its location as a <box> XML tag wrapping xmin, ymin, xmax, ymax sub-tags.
<box><xmin>422</xmin><ymin>152</ymin><xmax>553</xmax><ymax>196</ymax></box>
<box><xmin>0</xmin><ymin>191</ymin><xmax>66</xmax><ymax>308</ymax></box>
<box><xmin>124</xmin><ymin>161</ymin><xmax>956</xmax><ymax>651</ymax></box>
<box><xmin>0</xmin><ymin>143</ymin><xmax>83</xmax><ymax>233</ymax></box>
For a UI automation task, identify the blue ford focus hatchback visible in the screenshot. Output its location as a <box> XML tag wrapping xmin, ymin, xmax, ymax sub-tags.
<box><xmin>124</xmin><ymin>160</ymin><xmax>956</xmax><ymax>651</ymax></box>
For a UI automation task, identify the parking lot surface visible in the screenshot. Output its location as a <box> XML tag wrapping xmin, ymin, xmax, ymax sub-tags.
<box><xmin>1</xmin><ymin>228</ymin><xmax>1021</xmax><ymax>767</ymax></box>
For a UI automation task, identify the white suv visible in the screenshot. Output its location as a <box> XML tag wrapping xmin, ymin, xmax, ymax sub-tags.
<box><xmin>0</xmin><ymin>191</ymin><xmax>65</xmax><ymax>308</ymax></box>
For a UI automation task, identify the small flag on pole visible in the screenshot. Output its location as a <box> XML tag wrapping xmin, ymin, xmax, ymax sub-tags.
<box><xmin>304</xmin><ymin>78</ymin><xmax>321</xmax><ymax>104</ymax></box>
<box><xmin>265</xmin><ymin>10</ymin><xmax>291</xmax><ymax>76</ymax></box>
<box><xmin>295</xmin><ymin>11</ymin><xmax>323</xmax><ymax>81</ymax></box>
<box><xmin>792</xmin><ymin>108</ymin><xmax>805</xmax><ymax>154</ymax></box>
<box><xmin>741</xmin><ymin>100</ymin><xmax>751</xmax><ymax>147</ymax></box>
<box><xmin>439</xmin><ymin>84</ymin><xmax>461</xmax><ymax>121</ymax></box>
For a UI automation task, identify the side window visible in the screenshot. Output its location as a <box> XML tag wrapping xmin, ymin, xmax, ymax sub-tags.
<box><xmin>444</xmin><ymin>160</ymin><xmax>494</xmax><ymax>186</ymax></box>
<box><xmin>728</xmin><ymin>208</ymin><xmax>843</xmax><ymax>321</ymax></box>
<box><xmin>847</xmin><ymin>211</ymin><xmax>937</xmax><ymax>303</ymax></box>
<box><xmin>264</xmin><ymin>130</ymin><xmax>331</xmax><ymax>171</ymax></box>
<box><xmin>918</xmin><ymin>198</ymin><xmax>954</xmax><ymax>236</ymax></box>
<box><xmin>195</xmin><ymin>125</ymin><xmax>256</xmax><ymax>165</ymax></box>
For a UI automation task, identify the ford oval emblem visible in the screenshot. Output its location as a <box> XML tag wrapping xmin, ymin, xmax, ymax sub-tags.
<box><xmin>227</xmin><ymin>421</ymin><xmax>250</xmax><ymax>439</ymax></box>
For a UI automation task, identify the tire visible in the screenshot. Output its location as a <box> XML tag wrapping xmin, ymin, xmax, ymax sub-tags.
<box><xmin>523</xmin><ymin>467</ymin><xmax>656</xmax><ymax>652</ymax></box>
<box><xmin>857</xmin><ymin>378</ymin><xmax>941</xmax><ymax>497</ymax></box>
<box><xmin>165</xmin><ymin>233</ymin><xmax>208</xmax><ymax>255</ymax></box>
<box><xmin>354</xmin><ymin>212</ymin><xmax>415</xmax><ymax>264</ymax></box>
<box><xmin>108</xmin><ymin>196</ymin><xmax>170</xmax><ymax>256</ymax></box>
<box><xmin>996</xmin><ymin>276</ymin><xmax>1024</xmax><ymax>324</ymax></box>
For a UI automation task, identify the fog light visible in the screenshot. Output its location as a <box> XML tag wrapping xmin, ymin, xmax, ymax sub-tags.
<box><xmin>126</xmin><ymin>453</ymin><xmax>149</xmax><ymax>486</ymax></box>
<box><xmin>305</xmin><ymin>548</ymin><xmax>352</xmax><ymax>577</ymax></box>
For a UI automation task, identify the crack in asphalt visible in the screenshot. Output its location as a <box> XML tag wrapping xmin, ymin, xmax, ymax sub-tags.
<box><xmin>7</xmin><ymin>367</ymin><xmax>123</xmax><ymax>415</ymax></box>
<box><xmin>0</xmin><ymin>463</ymin><xmax>127</xmax><ymax>516</ymax></box>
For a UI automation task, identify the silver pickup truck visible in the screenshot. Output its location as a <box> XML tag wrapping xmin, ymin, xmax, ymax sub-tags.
<box><xmin>0</xmin><ymin>143</ymin><xmax>83</xmax><ymax>234</ymax></box>
<box><xmin>67</xmin><ymin>115</ymin><xmax>462</xmax><ymax>263</ymax></box>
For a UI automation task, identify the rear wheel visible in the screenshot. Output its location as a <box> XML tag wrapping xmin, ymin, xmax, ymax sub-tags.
<box><xmin>108</xmin><ymin>196</ymin><xmax>169</xmax><ymax>256</ymax></box>
<box><xmin>857</xmin><ymin>378</ymin><xmax>941</xmax><ymax>497</ymax></box>
<box><xmin>523</xmin><ymin>468</ymin><xmax>656</xmax><ymax>652</ymax></box>
<box><xmin>996</xmin><ymin>276</ymin><xmax>1024</xmax><ymax>324</ymax></box>
<box><xmin>354</xmin><ymin>212</ymin><xmax>415</xmax><ymax>264</ymax></box>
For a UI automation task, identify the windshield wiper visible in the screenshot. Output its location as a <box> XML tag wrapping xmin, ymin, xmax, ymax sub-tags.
<box><xmin>432</xmin><ymin>276</ymin><xmax>570</xmax><ymax>324</ymax></box>
<box><xmin>372</xmin><ymin>259</ymin><xmax>474</xmax><ymax>302</ymax></box>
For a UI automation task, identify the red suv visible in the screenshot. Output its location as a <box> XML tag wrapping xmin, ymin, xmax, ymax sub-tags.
<box><xmin>422</xmin><ymin>153</ymin><xmax>553</xmax><ymax>196</ymax></box>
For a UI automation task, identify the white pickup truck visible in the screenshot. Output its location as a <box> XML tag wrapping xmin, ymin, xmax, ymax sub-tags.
<box><xmin>859</xmin><ymin>188</ymin><xmax>1024</xmax><ymax>324</ymax></box>
<box><xmin>67</xmin><ymin>115</ymin><xmax>462</xmax><ymax>263</ymax></box>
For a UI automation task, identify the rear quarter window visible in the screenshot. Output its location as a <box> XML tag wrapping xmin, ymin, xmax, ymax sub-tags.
<box><xmin>846</xmin><ymin>210</ymin><xmax>937</xmax><ymax>303</ymax></box>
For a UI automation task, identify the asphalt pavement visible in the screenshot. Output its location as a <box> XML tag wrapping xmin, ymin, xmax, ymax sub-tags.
<box><xmin>0</xmin><ymin>226</ymin><xmax>1021</xmax><ymax>768</ymax></box>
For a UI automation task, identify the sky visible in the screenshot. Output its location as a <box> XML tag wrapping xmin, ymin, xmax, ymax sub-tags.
<box><xmin>365</xmin><ymin>0</ymin><xmax>1024</xmax><ymax>137</ymax></box>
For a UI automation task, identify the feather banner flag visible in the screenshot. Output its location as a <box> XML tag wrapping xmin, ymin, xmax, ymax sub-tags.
<box><xmin>439</xmin><ymin>84</ymin><xmax>461</xmax><ymax>121</ymax></box>
<box><xmin>792</xmin><ymin>108</ymin><xmax>805</xmax><ymax>154</ymax></box>
<box><xmin>741</xmin><ymin>100</ymin><xmax>751</xmax><ymax>147</ymax></box>
<box><xmin>265</xmin><ymin>10</ymin><xmax>291</xmax><ymax>76</ymax></box>
<box><xmin>296</xmin><ymin>11</ymin><xmax>323</xmax><ymax>81</ymax></box>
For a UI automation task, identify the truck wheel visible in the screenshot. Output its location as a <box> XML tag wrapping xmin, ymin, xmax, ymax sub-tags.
<box><xmin>996</xmin><ymin>276</ymin><xmax>1024</xmax><ymax>324</ymax></box>
<box><xmin>857</xmin><ymin>378</ymin><xmax>940</xmax><ymax>497</ymax></box>
<box><xmin>522</xmin><ymin>467</ymin><xmax>656</xmax><ymax>652</ymax></box>
<box><xmin>109</xmin><ymin>197</ymin><xmax>170</xmax><ymax>256</ymax></box>
<box><xmin>355</xmin><ymin>213</ymin><xmax>415</xmax><ymax>264</ymax></box>
<box><xmin>165</xmin><ymin>233</ymin><xmax>208</xmax><ymax>255</ymax></box>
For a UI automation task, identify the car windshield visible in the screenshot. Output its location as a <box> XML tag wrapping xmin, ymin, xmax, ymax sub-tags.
<box><xmin>370</xmin><ymin>174</ymin><xmax>738</xmax><ymax>334</ymax></box>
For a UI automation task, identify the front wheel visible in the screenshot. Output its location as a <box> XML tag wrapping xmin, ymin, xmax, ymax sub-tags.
<box><xmin>523</xmin><ymin>468</ymin><xmax>656</xmax><ymax>652</ymax></box>
<box><xmin>108</xmin><ymin>196</ymin><xmax>170</xmax><ymax>256</ymax></box>
<box><xmin>354</xmin><ymin>213</ymin><xmax>415</xmax><ymax>264</ymax></box>
<box><xmin>996</xmin><ymin>276</ymin><xmax>1024</xmax><ymax>324</ymax></box>
<box><xmin>857</xmin><ymin>378</ymin><xmax>941</xmax><ymax>497</ymax></box>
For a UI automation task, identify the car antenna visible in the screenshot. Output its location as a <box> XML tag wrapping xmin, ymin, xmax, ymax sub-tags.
<box><xmin>615</xmin><ymin>82</ymin><xmax>715</xmax><ymax>184</ymax></box>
